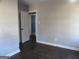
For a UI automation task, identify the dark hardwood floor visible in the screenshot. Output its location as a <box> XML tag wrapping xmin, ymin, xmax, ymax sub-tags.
<box><xmin>10</xmin><ymin>41</ymin><xmax>79</xmax><ymax>59</ymax></box>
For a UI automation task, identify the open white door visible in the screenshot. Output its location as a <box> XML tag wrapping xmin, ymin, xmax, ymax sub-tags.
<box><xmin>21</xmin><ymin>11</ymin><xmax>29</xmax><ymax>43</ymax></box>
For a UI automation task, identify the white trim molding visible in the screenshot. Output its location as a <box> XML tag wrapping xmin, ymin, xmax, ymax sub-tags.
<box><xmin>6</xmin><ymin>49</ymin><xmax>20</xmax><ymax>57</ymax></box>
<box><xmin>37</xmin><ymin>40</ymin><xmax>79</xmax><ymax>51</ymax></box>
<box><xmin>28</xmin><ymin>10</ymin><xmax>37</xmax><ymax>13</ymax></box>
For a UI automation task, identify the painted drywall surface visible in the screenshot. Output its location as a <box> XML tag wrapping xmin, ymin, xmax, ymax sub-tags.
<box><xmin>21</xmin><ymin>11</ymin><xmax>29</xmax><ymax>43</ymax></box>
<box><xmin>0</xmin><ymin>0</ymin><xmax>19</xmax><ymax>56</ymax></box>
<box><xmin>29</xmin><ymin>1</ymin><xmax>79</xmax><ymax>48</ymax></box>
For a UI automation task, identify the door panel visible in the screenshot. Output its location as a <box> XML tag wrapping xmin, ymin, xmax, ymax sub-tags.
<box><xmin>21</xmin><ymin>11</ymin><xmax>29</xmax><ymax>43</ymax></box>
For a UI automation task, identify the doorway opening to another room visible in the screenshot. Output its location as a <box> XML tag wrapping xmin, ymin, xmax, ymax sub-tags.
<box><xmin>29</xmin><ymin>12</ymin><xmax>37</xmax><ymax>44</ymax></box>
<box><xmin>31</xmin><ymin>14</ymin><xmax>36</xmax><ymax>34</ymax></box>
<box><xmin>29</xmin><ymin>12</ymin><xmax>36</xmax><ymax>35</ymax></box>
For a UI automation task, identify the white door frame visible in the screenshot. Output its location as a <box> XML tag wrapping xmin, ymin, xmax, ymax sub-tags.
<box><xmin>28</xmin><ymin>10</ymin><xmax>38</xmax><ymax>41</ymax></box>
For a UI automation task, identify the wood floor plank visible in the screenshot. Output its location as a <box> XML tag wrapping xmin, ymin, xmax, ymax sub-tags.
<box><xmin>10</xmin><ymin>42</ymin><xmax>79</xmax><ymax>59</ymax></box>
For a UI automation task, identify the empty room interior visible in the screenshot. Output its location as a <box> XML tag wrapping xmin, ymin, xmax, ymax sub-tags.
<box><xmin>0</xmin><ymin>0</ymin><xmax>79</xmax><ymax>59</ymax></box>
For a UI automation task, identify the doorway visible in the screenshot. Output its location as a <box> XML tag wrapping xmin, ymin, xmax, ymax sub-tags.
<box><xmin>29</xmin><ymin>12</ymin><xmax>36</xmax><ymax>43</ymax></box>
<box><xmin>31</xmin><ymin>14</ymin><xmax>36</xmax><ymax>34</ymax></box>
<box><xmin>19</xmin><ymin>11</ymin><xmax>37</xmax><ymax>51</ymax></box>
<box><xmin>29</xmin><ymin>12</ymin><xmax>36</xmax><ymax>35</ymax></box>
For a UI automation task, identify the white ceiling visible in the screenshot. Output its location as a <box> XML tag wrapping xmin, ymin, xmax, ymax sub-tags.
<box><xmin>22</xmin><ymin>0</ymin><xmax>68</xmax><ymax>5</ymax></box>
<box><xmin>23</xmin><ymin>0</ymin><xmax>48</xmax><ymax>4</ymax></box>
<box><xmin>23</xmin><ymin>0</ymin><xmax>79</xmax><ymax>5</ymax></box>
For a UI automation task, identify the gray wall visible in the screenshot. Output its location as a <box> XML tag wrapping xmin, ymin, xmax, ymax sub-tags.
<box><xmin>29</xmin><ymin>0</ymin><xmax>79</xmax><ymax>49</ymax></box>
<box><xmin>18</xmin><ymin>0</ymin><xmax>29</xmax><ymax>12</ymax></box>
<box><xmin>0</xmin><ymin>0</ymin><xmax>19</xmax><ymax>56</ymax></box>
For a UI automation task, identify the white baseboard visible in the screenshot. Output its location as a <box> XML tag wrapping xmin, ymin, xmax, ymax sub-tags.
<box><xmin>37</xmin><ymin>40</ymin><xmax>79</xmax><ymax>51</ymax></box>
<box><xmin>6</xmin><ymin>49</ymin><xmax>20</xmax><ymax>57</ymax></box>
